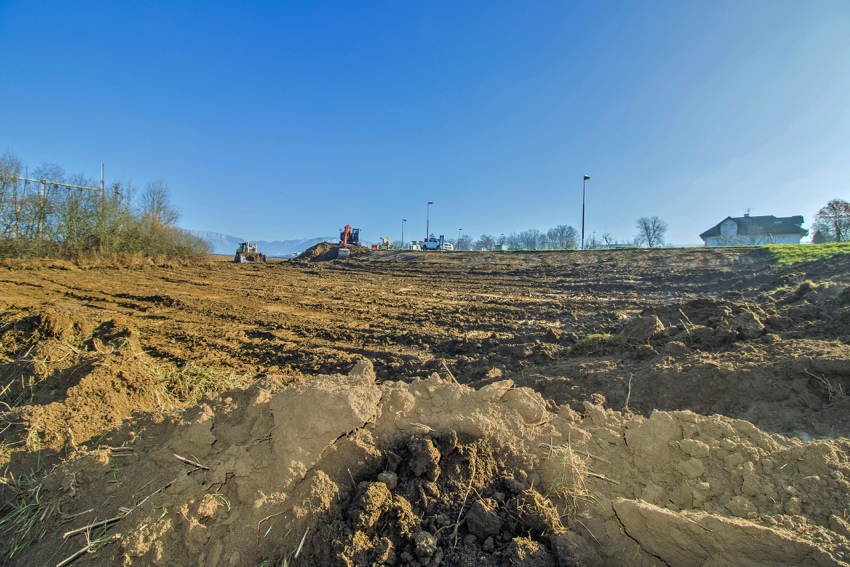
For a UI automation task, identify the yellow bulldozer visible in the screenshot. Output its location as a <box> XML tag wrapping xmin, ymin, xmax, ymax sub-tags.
<box><xmin>372</xmin><ymin>237</ymin><xmax>393</xmax><ymax>250</ymax></box>
<box><xmin>234</xmin><ymin>242</ymin><xmax>266</xmax><ymax>263</ymax></box>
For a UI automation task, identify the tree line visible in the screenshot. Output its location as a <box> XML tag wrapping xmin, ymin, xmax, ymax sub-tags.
<box><xmin>392</xmin><ymin>217</ymin><xmax>671</xmax><ymax>251</ymax></box>
<box><xmin>0</xmin><ymin>152</ymin><xmax>209</xmax><ymax>260</ymax></box>
<box><xmin>441</xmin><ymin>216</ymin><xmax>669</xmax><ymax>251</ymax></box>
<box><xmin>436</xmin><ymin>224</ymin><xmax>581</xmax><ymax>251</ymax></box>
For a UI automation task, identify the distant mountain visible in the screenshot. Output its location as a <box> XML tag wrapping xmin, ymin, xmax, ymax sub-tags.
<box><xmin>189</xmin><ymin>231</ymin><xmax>340</xmax><ymax>257</ymax></box>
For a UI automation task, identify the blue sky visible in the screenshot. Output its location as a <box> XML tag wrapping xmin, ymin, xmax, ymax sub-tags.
<box><xmin>1</xmin><ymin>1</ymin><xmax>848</xmax><ymax>245</ymax></box>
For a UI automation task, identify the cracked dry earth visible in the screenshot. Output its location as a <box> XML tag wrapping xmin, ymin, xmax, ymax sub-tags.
<box><xmin>1</xmin><ymin>247</ymin><xmax>849</xmax><ymax>566</ymax></box>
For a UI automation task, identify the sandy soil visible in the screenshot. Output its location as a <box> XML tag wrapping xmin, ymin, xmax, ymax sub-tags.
<box><xmin>1</xmin><ymin>247</ymin><xmax>849</xmax><ymax>566</ymax></box>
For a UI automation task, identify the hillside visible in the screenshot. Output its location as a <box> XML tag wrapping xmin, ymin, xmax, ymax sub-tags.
<box><xmin>189</xmin><ymin>231</ymin><xmax>338</xmax><ymax>256</ymax></box>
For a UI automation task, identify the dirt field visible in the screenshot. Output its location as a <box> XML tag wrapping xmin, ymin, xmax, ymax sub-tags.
<box><xmin>1</xmin><ymin>247</ymin><xmax>849</xmax><ymax>566</ymax></box>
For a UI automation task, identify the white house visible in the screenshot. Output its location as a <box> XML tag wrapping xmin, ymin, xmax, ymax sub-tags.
<box><xmin>700</xmin><ymin>214</ymin><xmax>808</xmax><ymax>246</ymax></box>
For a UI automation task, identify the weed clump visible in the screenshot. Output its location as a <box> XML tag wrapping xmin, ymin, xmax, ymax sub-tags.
<box><xmin>0</xmin><ymin>467</ymin><xmax>54</xmax><ymax>559</ymax></box>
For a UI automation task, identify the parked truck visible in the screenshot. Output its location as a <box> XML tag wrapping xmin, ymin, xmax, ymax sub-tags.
<box><xmin>421</xmin><ymin>234</ymin><xmax>452</xmax><ymax>251</ymax></box>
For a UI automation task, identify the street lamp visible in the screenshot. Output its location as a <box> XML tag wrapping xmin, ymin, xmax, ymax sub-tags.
<box><xmin>581</xmin><ymin>175</ymin><xmax>591</xmax><ymax>250</ymax></box>
<box><xmin>402</xmin><ymin>219</ymin><xmax>406</xmax><ymax>249</ymax></box>
<box><xmin>426</xmin><ymin>201</ymin><xmax>433</xmax><ymax>240</ymax></box>
<box><xmin>458</xmin><ymin>228</ymin><xmax>462</xmax><ymax>249</ymax></box>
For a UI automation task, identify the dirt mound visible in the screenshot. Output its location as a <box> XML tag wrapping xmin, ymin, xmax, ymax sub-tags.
<box><xmin>296</xmin><ymin>242</ymin><xmax>370</xmax><ymax>261</ymax></box>
<box><xmin>296</xmin><ymin>241</ymin><xmax>337</xmax><ymax>260</ymax></box>
<box><xmin>4</xmin><ymin>360</ymin><xmax>848</xmax><ymax>566</ymax></box>
<box><xmin>0</xmin><ymin>306</ymin><xmax>246</xmax><ymax>474</ymax></box>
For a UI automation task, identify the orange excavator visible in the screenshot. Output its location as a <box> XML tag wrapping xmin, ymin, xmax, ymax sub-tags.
<box><xmin>338</xmin><ymin>225</ymin><xmax>361</xmax><ymax>258</ymax></box>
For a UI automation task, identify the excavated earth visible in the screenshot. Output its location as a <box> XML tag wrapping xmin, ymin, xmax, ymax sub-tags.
<box><xmin>1</xmin><ymin>247</ymin><xmax>849</xmax><ymax>566</ymax></box>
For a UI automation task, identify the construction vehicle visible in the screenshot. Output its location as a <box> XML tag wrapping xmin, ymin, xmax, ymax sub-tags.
<box><xmin>339</xmin><ymin>225</ymin><xmax>361</xmax><ymax>247</ymax></box>
<box><xmin>337</xmin><ymin>225</ymin><xmax>361</xmax><ymax>259</ymax></box>
<box><xmin>378</xmin><ymin>237</ymin><xmax>392</xmax><ymax>250</ymax></box>
<box><xmin>234</xmin><ymin>242</ymin><xmax>266</xmax><ymax>263</ymax></box>
<box><xmin>421</xmin><ymin>234</ymin><xmax>450</xmax><ymax>251</ymax></box>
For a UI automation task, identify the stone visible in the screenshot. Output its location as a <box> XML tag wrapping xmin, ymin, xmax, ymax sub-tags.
<box><xmin>663</xmin><ymin>341</ymin><xmax>692</xmax><ymax>357</ymax></box>
<box><xmin>466</xmin><ymin>499</ymin><xmax>501</xmax><ymax>539</ymax></box>
<box><xmin>732</xmin><ymin>311</ymin><xmax>764</xmax><ymax>339</ymax></box>
<box><xmin>377</xmin><ymin>470</ymin><xmax>398</xmax><ymax>490</ymax></box>
<box><xmin>620</xmin><ymin>315</ymin><xmax>664</xmax><ymax>341</ymax></box>
<box><xmin>414</xmin><ymin>531</ymin><xmax>437</xmax><ymax>559</ymax></box>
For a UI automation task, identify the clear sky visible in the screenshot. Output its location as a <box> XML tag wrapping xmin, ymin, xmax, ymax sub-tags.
<box><xmin>1</xmin><ymin>1</ymin><xmax>849</xmax><ymax>245</ymax></box>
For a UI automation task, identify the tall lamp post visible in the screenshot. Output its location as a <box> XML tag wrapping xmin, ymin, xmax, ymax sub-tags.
<box><xmin>581</xmin><ymin>175</ymin><xmax>591</xmax><ymax>250</ymax></box>
<box><xmin>402</xmin><ymin>219</ymin><xmax>406</xmax><ymax>249</ymax></box>
<box><xmin>458</xmin><ymin>228</ymin><xmax>462</xmax><ymax>249</ymax></box>
<box><xmin>426</xmin><ymin>201</ymin><xmax>433</xmax><ymax>240</ymax></box>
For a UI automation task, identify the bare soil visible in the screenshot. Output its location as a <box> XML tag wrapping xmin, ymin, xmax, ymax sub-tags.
<box><xmin>1</xmin><ymin>247</ymin><xmax>849</xmax><ymax>566</ymax></box>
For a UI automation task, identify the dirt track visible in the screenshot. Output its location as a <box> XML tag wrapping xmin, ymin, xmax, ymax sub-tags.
<box><xmin>1</xmin><ymin>248</ymin><xmax>850</xmax><ymax>566</ymax></box>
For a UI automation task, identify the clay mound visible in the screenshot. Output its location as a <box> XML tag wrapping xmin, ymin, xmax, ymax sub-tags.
<box><xmin>0</xmin><ymin>307</ymin><xmax>246</xmax><ymax>474</ymax></box>
<box><xmin>5</xmin><ymin>360</ymin><xmax>849</xmax><ymax>567</ymax></box>
<box><xmin>296</xmin><ymin>242</ymin><xmax>371</xmax><ymax>261</ymax></box>
<box><xmin>296</xmin><ymin>241</ymin><xmax>337</xmax><ymax>261</ymax></box>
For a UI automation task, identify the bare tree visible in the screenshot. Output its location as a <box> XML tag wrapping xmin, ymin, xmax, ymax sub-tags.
<box><xmin>506</xmin><ymin>232</ymin><xmax>521</xmax><ymax>250</ymax></box>
<box><xmin>601</xmin><ymin>232</ymin><xmax>615</xmax><ymax>248</ymax></box>
<box><xmin>475</xmin><ymin>234</ymin><xmax>495</xmax><ymax>251</ymax></box>
<box><xmin>812</xmin><ymin>198</ymin><xmax>850</xmax><ymax>242</ymax></box>
<box><xmin>457</xmin><ymin>233</ymin><xmax>473</xmax><ymax>250</ymax></box>
<box><xmin>635</xmin><ymin>216</ymin><xmax>668</xmax><ymax>248</ymax></box>
<box><xmin>549</xmin><ymin>225</ymin><xmax>579</xmax><ymax>249</ymax></box>
<box><xmin>98</xmin><ymin>179</ymin><xmax>137</xmax><ymax>254</ymax></box>
<box><xmin>32</xmin><ymin>162</ymin><xmax>66</xmax><ymax>184</ymax></box>
<box><xmin>517</xmin><ymin>229</ymin><xmax>541</xmax><ymax>249</ymax></box>
<box><xmin>139</xmin><ymin>179</ymin><xmax>180</xmax><ymax>228</ymax></box>
<box><xmin>0</xmin><ymin>153</ymin><xmax>24</xmax><ymax>239</ymax></box>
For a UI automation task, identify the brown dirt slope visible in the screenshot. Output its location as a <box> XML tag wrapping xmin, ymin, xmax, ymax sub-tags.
<box><xmin>0</xmin><ymin>247</ymin><xmax>849</xmax><ymax>565</ymax></box>
<box><xmin>6</xmin><ymin>362</ymin><xmax>849</xmax><ymax>566</ymax></box>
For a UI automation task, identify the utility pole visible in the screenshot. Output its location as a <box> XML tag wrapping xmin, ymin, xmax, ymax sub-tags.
<box><xmin>0</xmin><ymin>172</ymin><xmax>104</xmax><ymax>240</ymax></box>
<box><xmin>581</xmin><ymin>175</ymin><xmax>591</xmax><ymax>250</ymax></box>
<box><xmin>426</xmin><ymin>201</ymin><xmax>433</xmax><ymax>240</ymax></box>
<box><xmin>402</xmin><ymin>219</ymin><xmax>406</xmax><ymax>249</ymax></box>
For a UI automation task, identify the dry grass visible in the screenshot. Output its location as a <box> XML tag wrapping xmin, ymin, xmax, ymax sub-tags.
<box><xmin>542</xmin><ymin>442</ymin><xmax>591</xmax><ymax>519</ymax></box>
<box><xmin>151</xmin><ymin>362</ymin><xmax>250</xmax><ymax>407</ymax></box>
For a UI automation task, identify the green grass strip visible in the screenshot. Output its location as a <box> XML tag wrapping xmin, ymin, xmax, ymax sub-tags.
<box><xmin>764</xmin><ymin>242</ymin><xmax>850</xmax><ymax>266</ymax></box>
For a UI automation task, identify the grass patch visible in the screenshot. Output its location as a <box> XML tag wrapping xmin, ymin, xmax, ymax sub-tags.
<box><xmin>544</xmin><ymin>443</ymin><xmax>590</xmax><ymax>519</ymax></box>
<box><xmin>0</xmin><ymin>465</ymin><xmax>55</xmax><ymax>558</ymax></box>
<box><xmin>154</xmin><ymin>362</ymin><xmax>250</xmax><ymax>406</ymax></box>
<box><xmin>765</xmin><ymin>242</ymin><xmax>850</xmax><ymax>266</ymax></box>
<box><xmin>568</xmin><ymin>333</ymin><xmax>638</xmax><ymax>357</ymax></box>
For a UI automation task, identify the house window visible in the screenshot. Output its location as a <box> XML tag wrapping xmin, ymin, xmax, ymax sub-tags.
<box><xmin>720</xmin><ymin>220</ymin><xmax>737</xmax><ymax>237</ymax></box>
